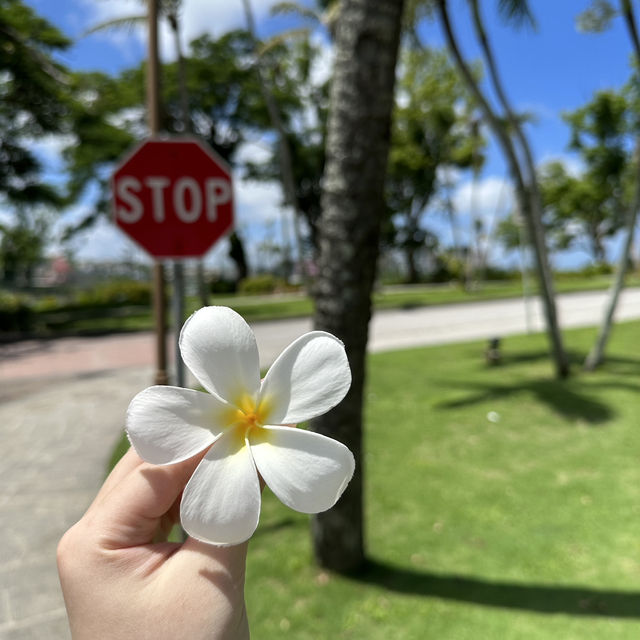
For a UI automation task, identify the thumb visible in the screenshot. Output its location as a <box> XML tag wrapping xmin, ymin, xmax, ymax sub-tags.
<box><xmin>87</xmin><ymin>447</ymin><xmax>207</xmax><ymax>549</ymax></box>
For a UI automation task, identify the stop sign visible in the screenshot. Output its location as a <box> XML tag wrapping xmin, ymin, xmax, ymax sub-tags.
<box><xmin>112</xmin><ymin>138</ymin><xmax>234</xmax><ymax>258</ymax></box>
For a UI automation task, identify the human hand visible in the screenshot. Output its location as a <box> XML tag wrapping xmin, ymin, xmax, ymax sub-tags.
<box><xmin>57</xmin><ymin>447</ymin><xmax>249</xmax><ymax>640</ymax></box>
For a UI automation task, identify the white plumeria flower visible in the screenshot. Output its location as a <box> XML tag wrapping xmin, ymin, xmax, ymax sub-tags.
<box><xmin>126</xmin><ymin>306</ymin><xmax>354</xmax><ymax>546</ymax></box>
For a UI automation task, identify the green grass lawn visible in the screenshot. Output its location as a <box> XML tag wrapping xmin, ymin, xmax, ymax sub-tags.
<box><xmin>246</xmin><ymin>322</ymin><xmax>640</xmax><ymax>639</ymax></box>
<box><xmin>109</xmin><ymin>320</ymin><xmax>640</xmax><ymax>638</ymax></box>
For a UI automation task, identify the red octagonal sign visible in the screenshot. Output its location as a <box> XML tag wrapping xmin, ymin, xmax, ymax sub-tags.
<box><xmin>112</xmin><ymin>138</ymin><xmax>234</xmax><ymax>258</ymax></box>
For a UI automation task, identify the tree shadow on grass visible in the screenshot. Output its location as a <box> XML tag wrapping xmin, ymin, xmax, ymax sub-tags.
<box><xmin>436</xmin><ymin>378</ymin><xmax>616</xmax><ymax>425</ymax></box>
<box><xmin>353</xmin><ymin>559</ymin><xmax>640</xmax><ymax>618</ymax></box>
<box><xmin>589</xmin><ymin>355</ymin><xmax>640</xmax><ymax>377</ymax></box>
<box><xmin>493</xmin><ymin>348</ymin><xmax>584</xmax><ymax>368</ymax></box>
<box><xmin>498</xmin><ymin>349</ymin><xmax>640</xmax><ymax>376</ymax></box>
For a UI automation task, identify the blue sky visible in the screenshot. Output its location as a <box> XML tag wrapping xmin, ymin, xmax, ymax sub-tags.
<box><xmin>24</xmin><ymin>0</ymin><xmax>638</xmax><ymax>271</ymax></box>
<box><xmin>421</xmin><ymin>2</ymin><xmax>632</xmax><ymax>174</ymax></box>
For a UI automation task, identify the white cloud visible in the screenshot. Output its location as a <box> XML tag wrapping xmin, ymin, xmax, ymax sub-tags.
<box><xmin>21</xmin><ymin>133</ymin><xmax>77</xmax><ymax>171</ymax></box>
<box><xmin>234</xmin><ymin>177</ymin><xmax>292</xmax><ymax>226</ymax></box>
<box><xmin>309</xmin><ymin>32</ymin><xmax>333</xmax><ymax>87</ymax></box>
<box><xmin>436</xmin><ymin>165</ymin><xmax>463</xmax><ymax>185</ymax></box>
<box><xmin>54</xmin><ymin>212</ymin><xmax>146</xmax><ymax>262</ymax></box>
<box><xmin>233</xmin><ymin>139</ymin><xmax>273</xmax><ymax>166</ymax></box>
<box><xmin>107</xmin><ymin>106</ymin><xmax>147</xmax><ymax>138</ymax></box>
<box><xmin>452</xmin><ymin>175</ymin><xmax>514</xmax><ymax>220</ymax></box>
<box><xmin>79</xmin><ymin>0</ymin><xmax>289</xmax><ymax>61</ymax></box>
<box><xmin>538</xmin><ymin>152</ymin><xmax>584</xmax><ymax>177</ymax></box>
<box><xmin>180</xmin><ymin>0</ymin><xmax>279</xmax><ymax>46</ymax></box>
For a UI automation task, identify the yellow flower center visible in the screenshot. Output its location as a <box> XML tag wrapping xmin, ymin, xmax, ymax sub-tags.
<box><xmin>225</xmin><ymin>393</ymin><xmax>273</xmax><ymax>445</ymax></box>
<box><xmin>245</xmin><ymin>412</ymin><xmax>259</xmax><ymax>427</ymax></box>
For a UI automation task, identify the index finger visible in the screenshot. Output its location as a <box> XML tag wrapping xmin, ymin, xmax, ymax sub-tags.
<box><xmin>88</xmin><ymin>447</ymin><xmax>209</xmax><ymax>549</ymax></box>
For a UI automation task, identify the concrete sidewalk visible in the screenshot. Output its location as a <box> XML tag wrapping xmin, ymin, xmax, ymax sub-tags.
<box><xmin>0</xmin><ymin>367</ymin><xmax>152</xmax><ymax>639</ymax></box>
<box><xmin>2</xmin><ymin>288</ymin><xmax>640</xmax><ymax>639</ymax></box>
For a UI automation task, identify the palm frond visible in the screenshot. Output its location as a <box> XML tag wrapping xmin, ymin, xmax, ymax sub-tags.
<box><xmin>82</xmin><ymin>15</ymin><xmax>147</xmax><ymax>38</ymax></box>
<box><xmin>497</xmin><ymin>0</ymin><xmax>537</xmax><ymax>29</ymax></box>
<box><xmin>270</xmin><ymin>2</ymin><xmax>321</xmax><ymax>23</ymax></box>
<box><xmin>258</xmin><ymin>27</ymin><xmax>312</xmax><ymax>56</ymax></box>
<box><xmin>323</xmin><ymin>0</ymin><xmax>341</xmax><ymax>31</ymax></box>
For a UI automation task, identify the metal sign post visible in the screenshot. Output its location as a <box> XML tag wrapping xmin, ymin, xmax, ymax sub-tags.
<box><xmin>147</xmin><ymin>0</ymin><xmax>168</xmax><ymax>385</ymax></box>
<box><xmin>172</xmin><ymin>261</ymin><xmax>185</xmax><ymax>387</ymax></box>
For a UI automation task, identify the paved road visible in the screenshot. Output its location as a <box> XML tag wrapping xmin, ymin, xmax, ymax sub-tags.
<box><xmin>3</xmin><ymin>288</ymin><xmax>640</xmax><ymax>388</ymax></box>
<box><xmin>1</xmin><ymin>287</ymin><xmax>640</xmax><ymax>639</ymax></box>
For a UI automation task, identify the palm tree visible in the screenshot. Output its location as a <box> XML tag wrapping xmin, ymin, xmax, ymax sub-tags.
<box><xmin>584</xmin><ymin>0</ymin><xmax>640</xmax><ymax>370</ymax></box>
<box><xmin>310</xmin><ymin>0</ymin><xmax>405</xmax><ymax>572</ymax></box>
<box><xmin>147</xmin><ymin>0</ymin><xmax>169</xmax><ymax>387</ymax></box>
<box><xmin>240</xmin><ymin>0</ymin><xmax>305</xmax><ymax>282</ymax></box>
<box><xmin>435</xmin><ymin>0</ymin><xmax>570</xmax><ymax>378</ymax></box>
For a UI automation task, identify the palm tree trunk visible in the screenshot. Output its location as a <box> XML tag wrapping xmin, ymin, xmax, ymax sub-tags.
<box><xmin>311</xmin><ymin>0</ymin><xmax>405</xmax><ymax>573</ymax></box>
<box><xmin>405</xmin><ymin>245</ymin><xmax>420</xmax><ymax>284</ymax></box>
<box><xmin>467</xmin><ymin>126</ymin><xmax>481</xmax><ymax>287</ymax></box>
<box><xmin>584</xmin><ymin>156</ymin><xmax>640</xmax><ymax>370</ymax></box>
<box><xmin>241</xmin><ymin>0</ymin><xmax>306</xmax><ymax>283</ymax></box>
<box><xmin>437</xmin><ymin>0</ymin><xmax>569</xmax><ymax>378</ymax></box>
<box><xmin>166</xmin><ymin>12</ymin><xmax>189</xmax><ymax>132</ymax></box>
<box><xmin>468</xmin><ymin>0</ymin><xmax>568</xmax><ymax>375</ymax></box>
<box><xmin>167</xmin><ymin>8</ymin><xmax>209</xmax><ymax>307</ymax></box>
<box><xmin>443</xmin><ymin>178</ymin><xmax>462</xmax><ymax>264</ymax></box>
<box><xmin>147</xmin><ymin>0</ymin><xmax>169</xmax><ymax>386</ymax></box>
<box><xmin>584</xmin><ymin>0</ymin><xmax>640</xmax><ymax>371</ymax></box>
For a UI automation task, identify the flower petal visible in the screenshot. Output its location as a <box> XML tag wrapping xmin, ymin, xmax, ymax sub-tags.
<box><xmin>179</xmin><ymin>306</ymin><xmax>260</xmax><ymax>404</ymax></box>
<box><xmin>180</xmin><ymin>428</ymin><xmax>261</xmax><ymax>546</ymax></box>
<box><xmin>259</xmin><ymin>331</ymin><xmax>351</xmax><ymax>424</ymax></box>
<box><xmin>250</xmin><ymin>425</ymin><xmax>354</xmax><ymax>513</ymax></box>
<box><xmin>126</xmin><ymin>386</ymin><xmax>227</xmax><ymax>465</ymax></box>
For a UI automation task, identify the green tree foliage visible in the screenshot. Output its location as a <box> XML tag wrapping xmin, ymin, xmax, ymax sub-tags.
<box><xmin>62</xmin><ymin>30</ymin><xmax>277</xmax><ymax>235</ymax></box>
<box><xmin>540</xmin><ymin>91</ymin><xmax>631</xmax><ymax>264</ymax></box>
<box><xmin>242</xmin><ymin>36</ymin><xmax>328</xmax><ymax>250</ymax></box>
<box><xmin>0</xmin><ymin>0</ymin><xmax>69</xmax><ymax>207</ymax></box>
<box><xmin>0</xmin><ymin>210</ymin><xmax>49</xmax><ymax>286</ymax></box>
<box><xmin>62</xmin><ymin>71</ymin><xmax>139</xmax><ymax>234</ymax></box>
<box><xmin>387</xmin><ymin>46</ymin><xmax>483</xmax><ymax>282</ymax></box>
<box><xmin>576</xmin><ymin>0</ymin><xmax>617</xmax><ymax>33</ymax></box>
<box><xmin>0</xmin><ymin>1</ymin><xmax>72</xmax><ymax>287</ymax></box>
<box><xmin>494</xmin><ymin>212</ymin><xmax>521</xmax><ymax>251</ymax></box>
<box><xmin>577</xmin><ymin>0</ymin><xmax>640</xmax><ymax>370</ymax></box>
<box><xmin>164</xmin><ymin>31</ymin><xmax>279</xmax><ymax>159</ymax></box>
<box><xmin>246</xmin><ymin>37</ymin><xmax>485</xmax><ymax>278</ymax></box>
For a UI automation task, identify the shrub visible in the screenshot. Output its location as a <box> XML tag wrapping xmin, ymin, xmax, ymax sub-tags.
<box><xmin>0</xmin><ymin>292</ymin><xmax>34</xmax><ymax>332</ymax></box>
<box><xmin>558</xmin><ymin>263</ymin><xmax>615</xmax><ymax>280</ymax></box>
<box><xmin>580</xmin><ymin>263</ymin><xmax>614</xmax><ymax>277</ymax></box>
<box><xmin>429</xmin><ymin>255</ymin><xmax>465</xmax><ymax>283</ymax></box>
<box><xmin>237</xmin><ymin>274</ymin><xmax>283</xmax><ymax>295</ymax></box>
<box><xmin>210</xmin><ymin>278</ymin><xmax>237</xmax><ymax>295</ymax></box>
<box><xmin>33</xmin><ymin>295</ymin><xmax>62</xmax><ymax>313</ymax></box>
<box><xmin>483</xmin><ymin>265</ymin><xmax>518</xmax><ymax>281</ymax></box>
<box><xmin>75</xmin><ymin>280</ymin><xmax>152</xmax><ymax>307</ymax></box>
